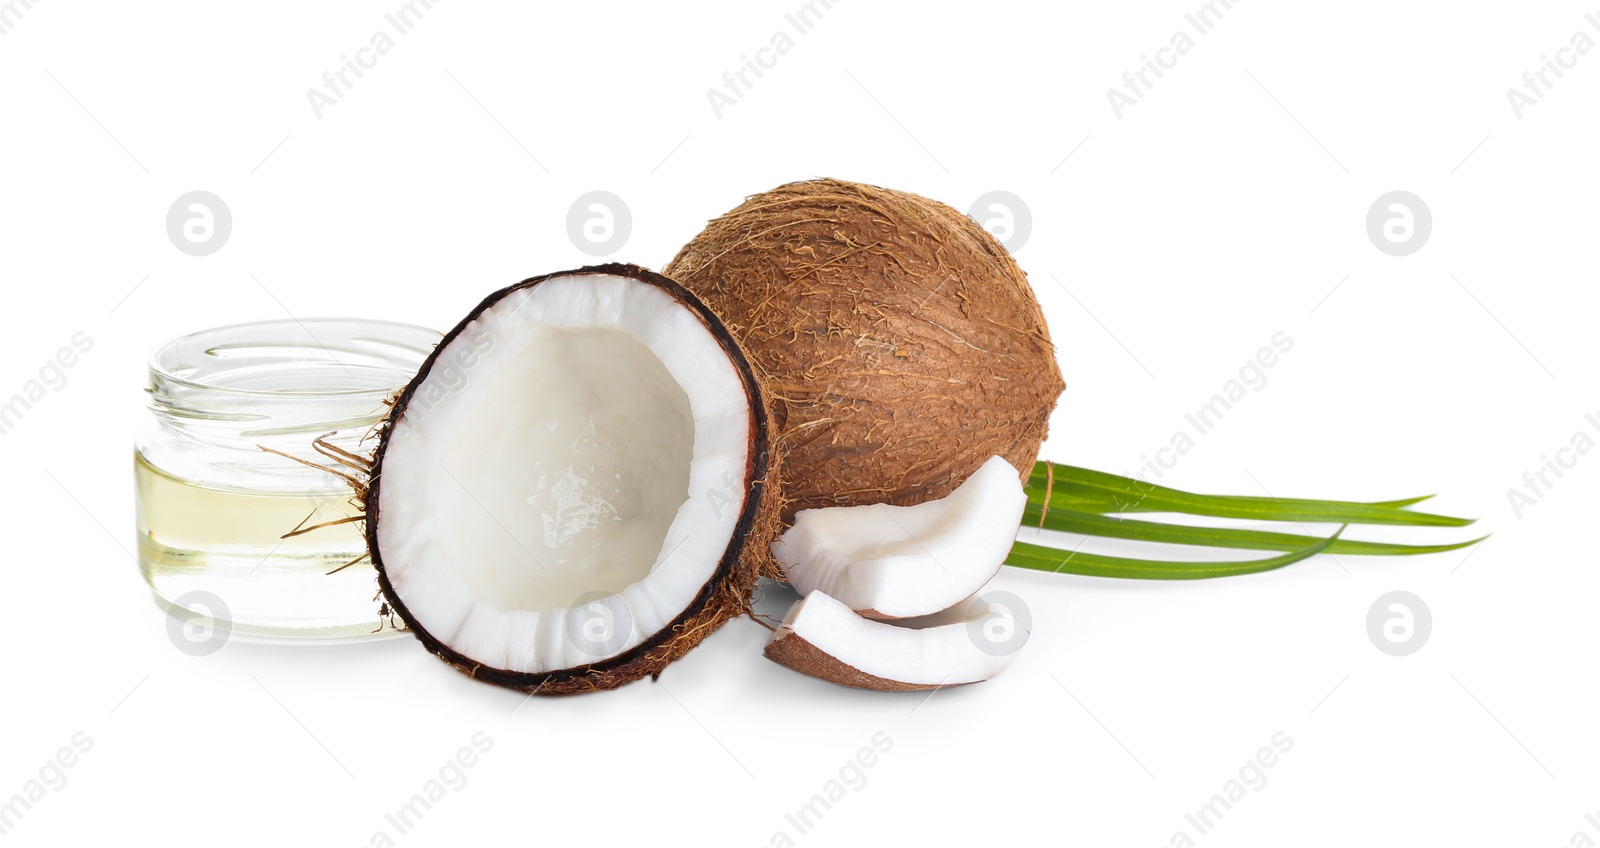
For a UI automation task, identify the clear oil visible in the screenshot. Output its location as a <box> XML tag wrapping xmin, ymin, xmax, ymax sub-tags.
<box><xmin>135</xmin><ymin>452</ymin><xmax>393</xmax><ymax>639</ymax></box>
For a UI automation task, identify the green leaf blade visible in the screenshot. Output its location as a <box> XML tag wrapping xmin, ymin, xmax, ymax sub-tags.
<box><xmin>1025</xmin><ymin>462</ymin><xmax>1473</xmax><ymax>528</ymax></box>
<box><xmin>1004</xmin><ymin>526</ymin><xmax>1344</xmax><ymax>580</ymax></box>
<box><xmin>1022</xmin><ymin>506</ymin><xmax>1486</xmax><ymax>557</ymax></box>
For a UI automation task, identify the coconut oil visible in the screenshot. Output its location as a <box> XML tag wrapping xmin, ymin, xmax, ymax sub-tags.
<box><xmin>135</xmin><ymin>453</ymin><xmax>381</xmax><ymax>636</ymax></box>
<box><xmin>135</xmin><ymin>318</ymin><xmax>436</xmax><ymax>640</ymax></box>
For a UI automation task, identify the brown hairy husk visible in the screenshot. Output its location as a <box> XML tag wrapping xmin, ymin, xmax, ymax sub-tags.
<box><xmin>665</xmin><ymin>178</ymin><xmax>1065</xmax><ymax>520</ymax></box>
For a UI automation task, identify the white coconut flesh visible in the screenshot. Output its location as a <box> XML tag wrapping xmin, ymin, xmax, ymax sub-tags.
<box><xmin>766</xmin><ymin>590</ymin><xmax>1028</xmax><ymax>688</ymax></box>
<box><xmin>375</xmin><ymin>273</ymin><xmax>751</xmax><ymax>674</ymax></box>
<box><xmin>771</xmin><ymin>455</ymin><xmax>1026</xmax><ymax>619</ymax></box>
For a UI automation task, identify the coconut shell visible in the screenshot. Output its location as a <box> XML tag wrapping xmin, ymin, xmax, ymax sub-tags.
<box><xmin>665</xmin><ymin>179</ymin><xmax>1064</xmax><ymax>520</ymax></box>
<box><xmin>764</xmin><ymin>630</ymin><xmax>957</xmax><ymax>692</ymax></box>
<box><xmin>365</xmin><ymin>263</ymin><xmax>783</xmax><ymax>695</ymax></box>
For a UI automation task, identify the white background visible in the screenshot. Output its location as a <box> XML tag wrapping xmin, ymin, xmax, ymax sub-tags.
<box><xmin>2</xmin><ymin>1</ymin><xmax>1597</xmax><ymax>845</ymax></box>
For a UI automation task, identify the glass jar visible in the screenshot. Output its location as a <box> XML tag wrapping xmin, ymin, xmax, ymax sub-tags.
<box><xmin>134</xmin><ymin>318</ymin><xmax>436</xmax><ymax>640</ymax></box>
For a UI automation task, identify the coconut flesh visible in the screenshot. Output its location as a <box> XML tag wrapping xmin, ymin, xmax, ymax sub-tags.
<box><xmin>759</xmin><ymin>456</ymin><xmax>1029</xmax><ymax>689</ymax></box>
<box><xmin>773</xmin><ymin>455</ymin><xmax>1026</xmax><ymax>620</ymax></box>
<box><xmin>764</xmin><ymin>589</ymin><xmax>1029</xmax><ymax>691</ymax></box>
<box><xmin>366</xmin><ymin>265</ymin><xmax>778</xmax><ymax>695</ymax></box>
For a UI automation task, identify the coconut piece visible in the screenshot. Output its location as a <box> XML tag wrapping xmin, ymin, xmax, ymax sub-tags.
<box><xmin>366</xmin><ymin>264</ymin><xmax>780</xmax><ymax>695</ymax></box>
<box><xmin>665</xmin><ymin>178</ymin><xmax>1065</xmax><ymax>522</ymax></box>
<box><xmin>764</xmin><ymin>590</ymin><xmax>1029</xmax><ymax>691</ymax></box>
<box><xmin>772</xmin><ymin>455</ymin><xmax>1025</xmax><ymax>619</ymax></box>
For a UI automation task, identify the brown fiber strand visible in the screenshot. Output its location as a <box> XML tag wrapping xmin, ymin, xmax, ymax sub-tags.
<box><xmin>280</xmin><ymin>514</ymin><xmax>364</xmax><ymax>539</ymax></box>
<box><xmin>257</xmin><ymin>445</ymin><xmax>369</xmax><ymax>499</ymax></box>
<box><xmin>311</xmin><ymin>433</ymin><xmax>373</xmax><ymax>472</ymax></box>
<box><xmin>1039</xmin><ymin>460</ymin><xmax>1055</xmax><ymax>529</ymax></box>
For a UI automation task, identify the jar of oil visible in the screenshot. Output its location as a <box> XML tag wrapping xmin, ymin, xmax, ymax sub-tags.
<box><xmin>136</xmin><ymin>319</ymin><xmax>436</xmax><ymax>639</ymax></box>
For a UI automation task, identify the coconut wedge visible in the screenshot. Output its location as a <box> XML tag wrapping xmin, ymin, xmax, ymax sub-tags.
<box><xmin>771</xmin><ymin>456</ymin><xmax>1026</xmax><ymax>619</ymax></box>
<box><xmin>367</xmin><ymin>264</ymin><xmax>780</xmax><ymax>695</ymax></box>
<box><xmin>765</xmin><ymin>590</ymin><xmax>1029</xmax><ymax>691</ymax></box>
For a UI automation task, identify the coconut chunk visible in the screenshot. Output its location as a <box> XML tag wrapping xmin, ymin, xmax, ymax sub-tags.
<box><xmin>764</xmin><ymin>590</ymin><xmax>1029</xmax><ymax>690</ymax></box>
<box><xmin>771</xmin><ymin>455</ymin><xmax>1026</xmax><ymax>619</ymax></box>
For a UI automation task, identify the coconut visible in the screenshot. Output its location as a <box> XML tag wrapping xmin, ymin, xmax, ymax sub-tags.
<box><xmin>765</xmin><ymin>589</ymin><xmax>1029</xmax><ymax>691</ymax></box>
<box><xmin>364</xmin><ymin>264</ymin><xmax>780</xmax><ymax>695</ymax></box>
<box><xmin>665</xmin><ymin>178</ymin><xmax>1065</xmax><ymax>520</ymax></box>
<box><xmin>772</xmin><ymin>455</ymin><xmax>1026</xmax><ymax>619</ymax></box>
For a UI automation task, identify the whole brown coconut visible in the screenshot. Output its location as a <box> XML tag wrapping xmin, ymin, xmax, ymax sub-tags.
<box><xmin>665</xmin><ymin>179</ymin><xmax>1065</xmax><ymax>519</ymax></box>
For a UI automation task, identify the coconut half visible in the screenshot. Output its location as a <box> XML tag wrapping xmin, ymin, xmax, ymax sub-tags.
<box><xmin>772</xmin><ymin>455</ymin><xmax>1026</xmax><ymax>619</ymax></box>
<box><xmin>366</xmin><ymin>264</ymin><xmax>779</xmax><ymax>695</ymax></box>
<box><xmin>765</xmin><ymin>590</ymin><xmax>1030</xmax><ymax>691</ymax></box>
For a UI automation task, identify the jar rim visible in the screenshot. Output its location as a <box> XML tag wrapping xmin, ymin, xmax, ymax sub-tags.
<box><xmin>148</xmin><ymin>317</ymin><xmax>438</xmax><ymax>400</ymax></box>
